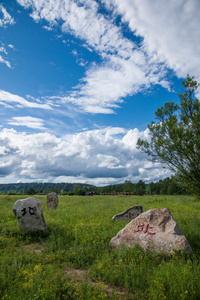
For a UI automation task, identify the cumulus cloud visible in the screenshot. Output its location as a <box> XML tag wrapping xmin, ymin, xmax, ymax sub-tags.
<box><xmin>0</xmin><ymin>5</ymin><xmax>15</xmax><ymax>27</ymax></box>
<box><xmin>0</xmin><ymin>90</ymin><xmax>53</xmax><ymax>110</ymax></box>
<box><xmin>0</xmin><ymin>127</ymin><xmax>171</xmax><ymax>185</ymax></box>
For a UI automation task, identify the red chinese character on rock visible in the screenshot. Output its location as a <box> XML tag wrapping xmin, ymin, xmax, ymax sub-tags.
<box><xmin>144</xmin><ymin>224</ymin><xmax>156</xmax><ymax>236</ymax></box>
<box><xmin>134</xmin><ymin>224</ymin><xmax>156</xmax><ymax>236</ymax></box>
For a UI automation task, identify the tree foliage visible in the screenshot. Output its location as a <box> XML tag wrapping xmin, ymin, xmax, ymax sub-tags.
<box><xmin>137</xmin><ymin>75</ymin><xmax>200</xmax><ymax>197</ymax></box>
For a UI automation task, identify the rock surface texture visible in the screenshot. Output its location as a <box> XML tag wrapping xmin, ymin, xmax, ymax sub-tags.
<box><xmin>110</xmin><ymin>208</ymin><xmax>191</xmax><ymax>254</ymax></box>
<box><xmin>112</xmin><ymin>205</ymin><xmax>143</xmax><ymax>220</ymax></box>
<box><xmin>13</xmin><ymin>197</ymin><xmax>47</xmax><ymax>232</ymax></box>
<box><xmin>47</xmin><ymin>192</ymin><xmax>58</xmax><ymax>209</ymax></box>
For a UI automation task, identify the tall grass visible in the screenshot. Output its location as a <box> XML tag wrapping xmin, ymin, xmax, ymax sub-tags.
<box><xmin>0</xmin><ymin>194</ymin><xmax>200</xmax><ymax>299</ymax></box>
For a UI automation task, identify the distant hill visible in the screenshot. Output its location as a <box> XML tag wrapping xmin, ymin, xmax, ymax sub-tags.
<box><xmin>0</xmin><ymin>182</ymin><xmax>96</xmax><ymax>194</ymax></box>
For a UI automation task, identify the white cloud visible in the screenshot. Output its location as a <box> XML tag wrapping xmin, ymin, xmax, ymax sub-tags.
<box><xmin>0</xmin><ymin>146</ymin><xmax>7</xmax><ymax>155</ymax></box>
<box><xmin>107</xmin><ymin>0</ymin><xmax>200</xmax><ymax>80</ymax></box>
<box><xmin>0</xmin><ymin>127</ymin><xmax>171</xmax><ymax>184</ymax></box>
<box><xmin>0</xmin><ymin>55</ymin><xmax>11</xmax><ymax>68</ymax></box>
<box><xmin>0</xmin><ymin>43</ymin><xmax>15</xmax><ymax>68</ymax></box>
<box><xmin>122</xmin><ymin>128</ymin><xmax>150</xmax><ymax>149</ymax></box>
<box><xmin>8</xmin><ymin>116</ymin><xmax>46</xmax><ymax>130</ymax></box>
<box><xmin>8</xmin><ymin>44</ymin><xmax>15</xmax><ymax>50</ymax></box>
<box><xmin>17</xmin><ymin>0</ymin><xmax>200</xmax><ymax>113</ymax></box>
<box><xmin>59</xmin><ymin>48</ymin><xmax>169</xmax><ymax>114</ymax></box>
<box><xmin>0</xmin><ymin>90</ymin><xmax>53</xmax><ymax>110</ymax></box>
<box><xmin>0</xmin><ymin>5</ymin><xmax>15</xmax><ymax>27</ymax></box>
<box><xmin>42</xmin><ymin>25</ymin><xmax>53</xmax><ymax>31</ymax></box>
<box><xmin>50</xmin><ymin>50</ymin><xmax>167</xmax><ymax>113</ymax></box>
<box><xmin>0</xmin><ymin>46</ymin><xmax>7</xmax><ymax>54</ymax></box>
<box><xmin>16</xmin><ymin>0</ymin><xmax>169</xmax><ymax>114</ymax></box>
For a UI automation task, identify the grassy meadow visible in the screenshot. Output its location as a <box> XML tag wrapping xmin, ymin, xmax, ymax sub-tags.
<box><xmin>0</xmin><ymin>194</ymin><xmax>200</xmax><ymax>299</ymax></box>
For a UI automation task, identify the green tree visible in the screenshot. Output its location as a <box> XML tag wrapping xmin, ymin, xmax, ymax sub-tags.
<box><xmin>73</xmin><ymin>185</ymin><xmax>86</xmax><ymax>195</ymax></box>
<box><xmin>73</xmin><ymin>185</ymin><xmax>81</xmax><ymax>195</ymax></box>
<box><xmin>135</xmin><ymin>180</ymin><xmax>146</xmax><ymax>195</ymax></box>
<box><xmin>123</xmin><ymin>180</ymin><xmax>135</xmax><ymax>192</ymax></box>
<box><xmin>147</xmin><ymin>182</ymin><xmax>154</xmax><ymax>194</ymax></box>
<box><xmin>160</xmin><ymin>177</ymin><xmax>171</xmax><ymax>195</ymax></box>
<box><xmin>27</xmin><ymin>187</ymin><xmax>36</xmax><ymax>195</ymax></box>
<box><xmin>137</xmin><ymin>75</ymin><xmax>200</xmax><ymax>197</ymax></box>
<box><xmin>167</xmin><ymin>179</ymin><xmax>178</xmax><ymax>195</ymax></box>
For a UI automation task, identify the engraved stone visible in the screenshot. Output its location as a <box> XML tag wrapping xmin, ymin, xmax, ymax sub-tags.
<box><xmin>47</xmin><ymin>192</ymin><xmax>58</xmax><ymax>209</ymax></box>
<box><xmin>112</xmin><ymin>205</ymin><xmax>143</xmax><ymax>220</ymax></box>
<box><xmin>13</xmin><ymin>197</ymin><xmax>47</xmax><ymax>232</ymax></box>
<box><xmin>110</xmin><ymin>208</ymin><xmax>192</xmax><ymax>254</ymax></box>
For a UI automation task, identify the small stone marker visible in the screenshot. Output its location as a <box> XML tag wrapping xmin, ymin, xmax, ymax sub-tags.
<box><xmin>47</xmin><ymin>192</ymin><xmax>58</xmax><ymax>209</ymax></box>
<box><xmin>112</xmin><ymin>205</ymin><xmax>143</xmax><ymax>220</ymax></box>
<box><xmin>13</xmin><ymin>197</ymin><xmax>47</xmax><ymax>232</ymax></box>
<box><xmin>110</xmin><ymin>208</ymin><xmax>192</xmax><ymax>254</ymax></box>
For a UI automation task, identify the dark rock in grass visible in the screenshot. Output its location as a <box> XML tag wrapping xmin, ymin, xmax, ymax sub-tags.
<box><xmin>110</xmin><ymin>208</ymin><xmax>192</xmax><ymax>254</ymax></box>
<box><xmin>13</xmin><ymin>197</ymin><xmax>47</xmax><ymax>232</ymax></box>
<box><xmin>112</xmin><ymin>205</ymin><xmax>143</xmax><ymax>221</ymax></box>
<box><xmin>47</xmin><ymin>192</ymin><xmax>58</xmax><ymax>209</ymax></box>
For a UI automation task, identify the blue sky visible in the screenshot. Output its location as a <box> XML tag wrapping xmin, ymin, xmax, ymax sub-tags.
<box><xmin>0</xmin><ymin>0</ymin><xmax>199</xmax><ymax>185</ymax></box>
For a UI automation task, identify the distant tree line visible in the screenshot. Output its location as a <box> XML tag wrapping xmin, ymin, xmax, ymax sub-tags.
<box><xmin>146</xmin><ymin>177</ymin><xmax>186</xmax><ymax>195</ymax></box>
<box><xmin>0</xmin><ymin>177</ymin><xmax>188</xmax><ymax>196</ymax></box>
<box><xmin>96</xmin><ymin>177</ymin><xmax>187</xmax><ymax>196</ymax></box>
<box><xmin>96</xmin><ymin>180</ymin><xmax>146</xmax><ymax>195</ymax></box>
<box><xmin>0</xmin><ymin>182</ymin><xmax>95</xmax><ymax>196</ymax></box>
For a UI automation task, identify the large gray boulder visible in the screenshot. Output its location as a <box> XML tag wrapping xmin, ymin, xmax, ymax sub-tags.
<box><xmin>112</xmin><ymin>205</ymin><xmax>143</xmax><ymax>221</ymax></box>
<box><xmin>13</xmin><ymin>197</ymin><xmax>47</xmax><ymax>232</ymax></box>
<box><xmin>110</xmin><ymin>208</ymin><xmax>192</xmax><ymax>254</ymax></box>
<box><xmin>47</xmin><ymin>192</ymin><xmax>58</xmax><ymax>209</ymax></box>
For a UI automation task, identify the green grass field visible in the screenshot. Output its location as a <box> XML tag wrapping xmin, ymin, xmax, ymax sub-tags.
<box><xmin>0</xmin><ymin>194</ymin><xmax>200</xmax><ymax>299</ymax></box>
